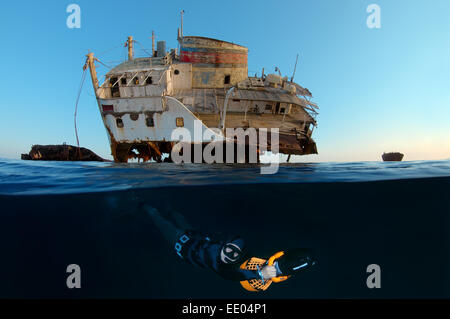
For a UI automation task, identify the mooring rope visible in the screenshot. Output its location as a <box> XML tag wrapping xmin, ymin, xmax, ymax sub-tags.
<box><xmin>95</xmin><ymin>57</ymin><xmax>113</xmax><ymax>69</ymax></box>
<box><xmin>74</xmin><ymin>67</ymin><xmax>87</xmax><ymax>160</ymax></box>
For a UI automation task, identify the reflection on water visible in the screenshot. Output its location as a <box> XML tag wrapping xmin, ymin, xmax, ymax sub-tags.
<box><xmin>0</xmin><ymin>158</ymin><xmax>449</xmax><ymax>195</ymax></box>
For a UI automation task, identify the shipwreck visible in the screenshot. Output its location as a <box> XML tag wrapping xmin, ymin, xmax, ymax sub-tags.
<box><xmin>84</xmin><ymin>15</ymin><xmax>319</xmax><ymax>163</ymax></box>
<box><xmin>21</xmin><ymin>144</ymin><xmax>108</xmax><ymax>162</ymax></box>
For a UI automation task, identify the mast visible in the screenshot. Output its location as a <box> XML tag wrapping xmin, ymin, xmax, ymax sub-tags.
<box><xmin>180</xmin><ymin>10</ymin><xmax>184</xmax><ymax>38</ymax></box>
<box><xmin>127</xmin><ymin>36</ymin><xmax>134</xmax><ymax>60</ymax></box>
<box><xmin>151</xmin><ymin>31</ymin><xmax>155</xmax><ymax>57</ymax></box>
<box><xmin>86</xmin><ymin>52</ymin><xmax>99</xmax><ymax>91</ymax></box>
<box><xmin>291</xmin><ymin>54</ymin><xmax>299</xmax><ymax>82</ymax></box>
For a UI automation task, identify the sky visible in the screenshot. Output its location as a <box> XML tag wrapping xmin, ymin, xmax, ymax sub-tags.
<box><xmin>0</xmin><ymin>0</ymin><xmax>449</xmax><ymax>162</ymax></box>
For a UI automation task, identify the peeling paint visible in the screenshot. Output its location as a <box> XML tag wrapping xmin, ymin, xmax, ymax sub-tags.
<box><xmin>87</xmin><ymin>33</ymin><xmax>318</xmax><ymax>163</ymax></box>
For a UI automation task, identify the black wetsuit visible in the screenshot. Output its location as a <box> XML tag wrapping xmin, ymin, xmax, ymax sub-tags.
<box><xmin>174</xmin><ymin>230</ymin><xmax>260</xmax><ymax>281</ymax></box>
<box><xmin>143</xmin><ymin>204</ymin><xmax>315</xmax><ymax>283</ymax></box>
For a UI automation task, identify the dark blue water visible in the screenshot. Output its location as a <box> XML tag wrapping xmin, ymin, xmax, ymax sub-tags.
<box><xmin>0</xmin><ymin>158</ymin><xmax>449</xmax><ymax>298</ymax></box>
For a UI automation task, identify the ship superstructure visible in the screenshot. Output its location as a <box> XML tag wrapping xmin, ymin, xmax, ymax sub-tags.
<box><xmin>85</xmin><ymin>24</ymin><xmax>318</xmax><ymax>163</ymax></box>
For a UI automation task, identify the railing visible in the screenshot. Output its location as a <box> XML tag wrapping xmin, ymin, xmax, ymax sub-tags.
<box><xmin>96</xmin><ymin>85</ymin><xmax>167</xmax><ymax>99</ymax></box>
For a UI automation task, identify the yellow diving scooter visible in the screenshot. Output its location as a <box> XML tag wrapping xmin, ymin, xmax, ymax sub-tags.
<box><xmin>239</xmin><ymin>249</ymin><xmax>316</xmax><ymax>292</ymax></box>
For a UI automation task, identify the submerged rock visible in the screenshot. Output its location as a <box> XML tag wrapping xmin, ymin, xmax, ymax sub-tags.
<box><xmin>21</xmin><ymin>144</ymin><xmax>109</xmax><ymax>162</ymax></box>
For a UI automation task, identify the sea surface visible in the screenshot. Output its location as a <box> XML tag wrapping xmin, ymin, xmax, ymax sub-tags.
<box><xmin>0</xmin><ymin>158</ymin><xmax>449</xmax><ymax>298</ymax></box>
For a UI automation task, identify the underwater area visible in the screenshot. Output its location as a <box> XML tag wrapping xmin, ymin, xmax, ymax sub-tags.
<box><xmin>0</xmin><ymin>158</ymin><xmax>449</xmax><ymax>298</ymax></box>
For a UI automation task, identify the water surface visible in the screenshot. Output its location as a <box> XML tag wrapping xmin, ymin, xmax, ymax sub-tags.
<box><xmin>0</xmin><ymin>159</ymin><xmax>449</xmax><ymax>298</ymax></box>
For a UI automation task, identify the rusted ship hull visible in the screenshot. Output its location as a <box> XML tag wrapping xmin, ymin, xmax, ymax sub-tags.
<box><xmin>109</xmin><ymin>131</ymin><xmax>317</xmax><ymax>163</ymax></box>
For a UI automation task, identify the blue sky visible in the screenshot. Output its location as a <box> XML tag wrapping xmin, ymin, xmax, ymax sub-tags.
<box><xmin>0</xmin><ymin>0</ymin><xmax>449</xmax><ymax>162</ymax></box>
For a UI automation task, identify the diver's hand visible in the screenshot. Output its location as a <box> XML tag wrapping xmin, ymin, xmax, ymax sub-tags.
<box><xmin>260</xmin><ymin>265</ymin><xmax>277</xmax><ymax>280</ymax></box>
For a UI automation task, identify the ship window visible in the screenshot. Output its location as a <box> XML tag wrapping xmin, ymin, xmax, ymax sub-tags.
<box><xmin>146</xmin><ymin>117</ymin><xmax>154</xmax><ymax>127</ymax></box>
<box><xmin>130</xmin><ymin>113</ymin><xmax>139</xmax><ymax>121</ymax></box>
<box><xmin>121</xmin><ymin>78</ymin><xmax>127</xmax><ymax>85</ymax></box>
<box><xmin>224</xmin><ymin>75</ymin><xmax>231</xmax><ymax>84</ymax></box>
<box><xmin>110</xmin><ymin>77</ymin><xmax>120</xmax><ymax>97</ymax></box>
<box><xmin>116</xmin><ymin>118</ymin><xmax>124</xmax><ymax>128</ymax></box>
<box><xmin>146</xmin><ymin>77</ymin><xmax>153</xmax><ymax>85</ymax></box>
<box><xmin>265</xmin><ymin>104</ymin><xmax>272</xmax><ymax>111</ymax></box>
<box><xmin>112</xmin><ymin>88</ymin><xmax>120</xmax><ymax>97</ymax></box>
<box><xmin>280</xmin><ymin>108</ymin><xmax>286</xmax><ymax>114</ymax></box>
<box><xmin>176</xmin><ymin>117</ymin><xmax>184</xmax><ymax>127</ymax></box>
<box><xmin>174</xmin><ymin>69</ymin><xmax>180</xmax><ymax>75</ymax></box>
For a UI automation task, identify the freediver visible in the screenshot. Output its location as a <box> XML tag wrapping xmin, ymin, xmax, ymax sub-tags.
<box><xmin>142</xmin><ymin>204</ymin><xmax>316</xmax><ymax>292</ymax></box>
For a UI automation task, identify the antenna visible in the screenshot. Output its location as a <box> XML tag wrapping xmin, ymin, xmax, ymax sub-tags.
<box><xmin>180</xmin><ymin>10</ymin><xmax>185</xmax><ymax>38</ymax></box>
<box><xmin>291</xmin><ymin>53</ymin><xmax>299</xmax><ymax>82</ymax></box>
<box><xmin>151</xmin><ymin>31</ymin><xmax>156</xmax><ymax>57</ymax></box>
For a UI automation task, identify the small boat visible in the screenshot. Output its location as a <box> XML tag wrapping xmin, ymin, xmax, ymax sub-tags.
<box><xmin>382</xmin><ymin>152</ymin><xmax>404</xmax><ymax>162</ymax></box>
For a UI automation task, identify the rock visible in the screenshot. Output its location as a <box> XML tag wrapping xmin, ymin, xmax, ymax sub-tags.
<box><xmin>382</xmin><ymin>152</ymin><xmax>404</xmax><ymax>162</ymax></box>
<box><xmin>21</xmin><ymin>144</ymin><xmax>110</xmax><ymax>162</ymax></box>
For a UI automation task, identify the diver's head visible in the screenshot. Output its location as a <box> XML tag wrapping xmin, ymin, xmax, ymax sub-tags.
<box><xmin>220</xmin><ymin>238</ymin><xmax>245</xmax><ymax>264</ymax></box>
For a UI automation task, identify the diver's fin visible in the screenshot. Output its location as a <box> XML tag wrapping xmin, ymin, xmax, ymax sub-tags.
<box><xmin>239</xmin><ymin>257</ymin><xmax>272</xmax><ymax>292</ymax></box>
<box><xmin>239</xmin><ymin>252</ymin><xmax>292</xmax><ymax>292</ymax></box>
<box><xmin>144</xmin><ymin>205</ymin><xmax>184</xmax><ymax>247</ymax></box>
<box><xmin>170</xmin><ymin>210</ymin><xmax>192</xmax><ymax>230</ymax></box>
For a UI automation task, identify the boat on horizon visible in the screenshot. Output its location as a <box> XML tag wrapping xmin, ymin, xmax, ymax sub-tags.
<box><xmin>382</xmin><ymin>152</ymin><xmax>404</xmax><ymax>162</ymax></box>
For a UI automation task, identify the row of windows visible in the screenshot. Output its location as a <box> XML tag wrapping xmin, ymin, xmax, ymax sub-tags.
<box><xmin>110</xmin><ymin>71</ymin><xmax>231</xmax><ymax>87</ymax></box>
<box><xmin>265</xmin><ymin>102</ymin><xmax>286</xmax><ymax>114</ymax></box>
<box><xmin>115</xmin><ymin>117</ymin><xmax>184</xmax><ymax>128</ymax></box>
<box><xmin>110</xmin><ymin>76</ymin><xmax>153</xmax><ymax>87</ymax></box>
